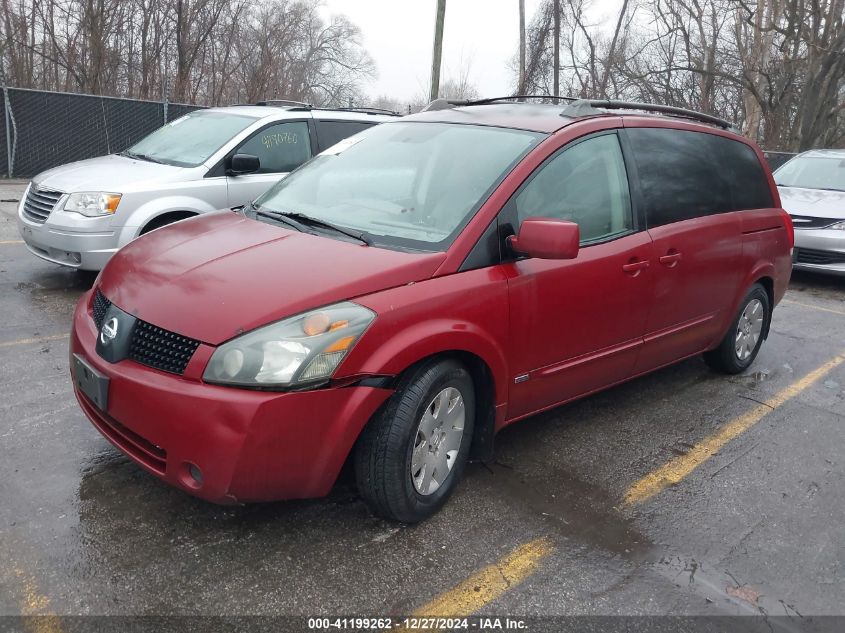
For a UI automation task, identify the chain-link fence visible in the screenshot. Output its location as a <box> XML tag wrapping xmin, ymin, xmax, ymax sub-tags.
<box><xmin>0</xmin><ymin>87</ymin><xmax>798</xmax><ymax>179</ymax></box>
<box><xmin>0</xmin><ymin>87</ymin><xmax>205</xmax><ymax>178</ymax></box>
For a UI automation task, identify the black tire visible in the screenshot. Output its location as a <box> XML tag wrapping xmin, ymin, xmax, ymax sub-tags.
<box><xmin>703</xmin><ymin>283</ymin><xmax>770</xmax><ymax>374</ymax></box>
<box><xmin>355</xmin><ymin>358</ymin><xmax>475</xmax><ymax>523</ymax></box>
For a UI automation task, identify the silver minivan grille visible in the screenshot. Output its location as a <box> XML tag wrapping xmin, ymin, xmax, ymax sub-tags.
<box><xmin>22</xmin><ymin>185</ymin><xmax>63</xmax><ymax>224</ymax></box>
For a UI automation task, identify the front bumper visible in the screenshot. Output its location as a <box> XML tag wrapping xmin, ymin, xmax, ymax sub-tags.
<box><xmin>793</xmin><ymin>228</ymin><xmax>845</xmax><ymax>276</ymax></box>
<box><xmin>18</xmin><ymin>199</ymin><xmax>121</xmax><ymax>270</ymax></box>
<box><xmin>70</xmin><ymin>291</ymin><xmax>392</xmax><ymax>503</ymax></box>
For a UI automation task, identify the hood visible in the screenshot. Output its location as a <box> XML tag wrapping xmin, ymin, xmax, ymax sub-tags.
<box><xmin>98</xmin><ymin>212</ymin><xmax>446</xmax><ymax>345</ymax></box>
<box><xmin>33</xmin><ymin>154</ymin><xmax>188</xmax><ymax>193</ymax></box>
<box><xmin>778</xmin><ymin>186</ymin><xmax>845</xmax><ymax>219</ymax></box>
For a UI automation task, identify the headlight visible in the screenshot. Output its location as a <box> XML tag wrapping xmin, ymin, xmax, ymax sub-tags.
<box><xmin>64</xmin><ymin>192</ymin><xmax>122</xmax><ymax>216</ymax></box>
<box><xmin>203</xmin><ymin>302</ymin><xmax>375</xmax><ymax>388</ymax></box>
<box><xmin>830</xmin><ymin>221</ymin><xmax>845</xmax><ymax>230</ymax></box>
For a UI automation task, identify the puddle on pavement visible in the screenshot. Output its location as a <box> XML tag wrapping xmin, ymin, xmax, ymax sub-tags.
<box><xmin>473</xmin><ymin>458</ymin><xmax>658</xmax><ymax>563</ymax></box>
<box><xmin>12</xmin><ymin>269</ymin><xmax>95</xmax><ymax>318</ymax></box>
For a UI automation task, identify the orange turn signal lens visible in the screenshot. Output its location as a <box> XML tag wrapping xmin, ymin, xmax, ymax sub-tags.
<box><xmin>324</xmin><ymin>336</ymin><xmax>355</xmax><ymax>354</ymax></box>
<box><xmin>302</xmin><ymin>313</ymin><xmax>330</xmax><ymax>336</ymax></box>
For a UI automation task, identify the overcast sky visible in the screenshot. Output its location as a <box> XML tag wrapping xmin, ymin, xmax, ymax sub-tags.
<box><xmin>320</xmin><ymin>0</ymin><xmax>623</xmax><ymax>104</ymax></box>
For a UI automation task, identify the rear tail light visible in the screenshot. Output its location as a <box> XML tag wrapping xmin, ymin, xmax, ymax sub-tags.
<box><xmin>780</xmin><ymin>209</ymin><xmax>794</xmax><ymax>249</ymax></box>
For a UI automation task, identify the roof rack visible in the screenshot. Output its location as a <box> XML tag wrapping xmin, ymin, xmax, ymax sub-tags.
<box><xmin>308</xmin><ymin>106</ymin><xmax>401</xmax><ymax>116</ymax></box>
<box><xmin>560</xmin><ymin>99</ymin><xmax>732</xmax><ymax>129</ymax></box>
<box><xmin>247</xmin><ymin>101</ymin><xmax>400</xmax><ymax>116</ymax></box>
<box><xmin>255</xmin><ymin>99</ymin><xmax>312</xmax><ymax>108</ymax></box>
<box><xmin>423</xmin><ymin>94</ymin><xmax>577</xmax><ymax>111</ymax></box>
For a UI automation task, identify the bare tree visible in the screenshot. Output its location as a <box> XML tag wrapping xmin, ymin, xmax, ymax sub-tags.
<box><xmin>516</xmin><ymin>0</ymin><xmax>845</xmax><ymax>150</ymax></box>
<box><xmin>0</xmin><ymin>0</ymin><xmax>375</xmax><ymax>108</ymax></box>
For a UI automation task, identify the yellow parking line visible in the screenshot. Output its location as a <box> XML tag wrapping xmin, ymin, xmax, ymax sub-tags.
<box><xmin>0</xmin><ymin>333</ymin><xmax>69</xmax><ymax>349</ymax></box>
<box><xmin>623</xmin><ymin>353</ymin><xmax>845</xmax><ymax>506</ymax></box>
<box><xmin>13</xmin><ymin>566</ymin><xmax>62</xmax><ymax>633</ymax></box>
<box><xmin>411</xmin><ymin>537</ymin><xmax>553</xmax><ymax>617</ymax></box>
<box><xmin>0</xmin><ymin>239</ymin><xmax>24</xmax><ymax>245</ymax></box>
<box><xmin>782</xmin><ymin>299</ymin><xmax>845</xmax><ymax>317</ymax></box>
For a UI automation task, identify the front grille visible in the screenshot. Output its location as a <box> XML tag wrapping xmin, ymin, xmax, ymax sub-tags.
<box><xmin>92</xmin><ymin>288</ymin><xmax>200</xmax><ymax>375</ymax></box>
<box><xmin>92</xmin><ymin>289</ymin><xmax>111</xmax><ymax>330</ymax></box>
<box><xmin>128</xmin><ymin>320</ymin><xmax>200</xmax><ymax>375</ymax></box>
<box><xmin>795</xmin><ymin>248</ymin><xmax>845</xmax><ymax>266</ymax></box>
<box><xmin>790</xmin><ymin>214</ymin><xmax>843</xmax><ymax>230</ymax></box>
<box><xmin>22</xmin><ymin>185</ymin><xmax>63</xmax><ymax>224</ymax></box>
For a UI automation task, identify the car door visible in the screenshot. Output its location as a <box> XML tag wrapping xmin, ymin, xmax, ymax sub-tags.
<box><xmin>225</xmin><ymin>119</ymin><xmax>313</xmax><ymax>207</ymax></box>
<box><xmin>623</xmin><ymin>127</ymin><xmax>744</xmax><ymax>373</ymax></box>
<box><xmin>504</xmin><ymin>131</ymin><xmax>654</xmax><ymax>420</ymax></box>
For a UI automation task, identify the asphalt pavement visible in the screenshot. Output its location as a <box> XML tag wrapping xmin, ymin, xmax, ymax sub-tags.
<box><xmin>1</xmin><ymin>181</ymin><xmax>843</xmax><ymax>631</ymax></box>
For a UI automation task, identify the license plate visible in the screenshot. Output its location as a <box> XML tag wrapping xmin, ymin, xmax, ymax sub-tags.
<box><xmin>73</xmin><ymin>353</ymin><xmax>109</xmax><ymax>411</ymax></box>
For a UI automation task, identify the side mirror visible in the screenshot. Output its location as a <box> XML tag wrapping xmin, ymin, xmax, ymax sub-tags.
<box><xmin>509</xmin><ymin>217</ymin><xmax>580</xmax><ymax>260</ymax></box>
<box><xmin>229</xmin><ymin>153</ymin><xmax>260</xmax><ymax>176</ymax></box>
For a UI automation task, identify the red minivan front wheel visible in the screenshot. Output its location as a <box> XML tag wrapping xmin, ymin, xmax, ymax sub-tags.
<box><xmin>354</xmin><ymin>358</ymin><xmax>475</xmax><ymax>523</ymax></box>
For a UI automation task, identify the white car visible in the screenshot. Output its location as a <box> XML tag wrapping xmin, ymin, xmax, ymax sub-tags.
<box><xmin>18</xmin><ymin>104</ymin><xmax>396</xmax><ymax>270</ymax></box>
<box><xmin>775</xmin><ymin>149</ymin><xmax>845</xmax><ymax>276</ymax></box>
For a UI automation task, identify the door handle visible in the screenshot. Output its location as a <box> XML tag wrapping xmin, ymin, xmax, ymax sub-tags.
<box><xmin>622</xmin><ymin>259</ymin><xmax>650</xmax><ymax>275</ymax></box>
<box><xmin>659</xmin><ymin>250</ymin><xmax>682</xmax><ymax>267</ymax></box>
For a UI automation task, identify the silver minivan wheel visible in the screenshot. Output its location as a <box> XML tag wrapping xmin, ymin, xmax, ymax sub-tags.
<box><xmin>411</xmin><ymin>386</ymin><xmax>466</xmax><ymax>495</ymax></box>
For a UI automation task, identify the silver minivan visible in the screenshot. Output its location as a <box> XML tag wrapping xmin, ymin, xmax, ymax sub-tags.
<box><xmin>774</xmin><ymin>149</ymin><xmax>845</xmax><ymax>276</ymax></box>
<box><xmin>18</xmin><ymin>104</ymin><xmax>396</xmax><ymax>270</ymax></box>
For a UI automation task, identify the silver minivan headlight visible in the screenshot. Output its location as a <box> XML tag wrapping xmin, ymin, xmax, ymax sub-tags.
<box><xmin>203</xmin><ymin>302</ymin><xmax>375</xmax><ymax>388</ymax></box>
<box><xmin>64</xmin><ymin>192</ymin><xmax>122</xmax><ymax>216</ymax></box>
<box><xmin>830</xmin><ymin>221</ymin><xmax>845</xmax><ymax>230</ymax></box>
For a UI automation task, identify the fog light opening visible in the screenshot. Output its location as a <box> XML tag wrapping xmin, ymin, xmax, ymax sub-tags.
<box><xmin>180</xmin><ymin>462</ymin><xmax>204</xmax><ymax>489</ymax></box>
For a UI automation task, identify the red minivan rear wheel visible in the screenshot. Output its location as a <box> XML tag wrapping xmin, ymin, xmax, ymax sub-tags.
<box><xmin>703</xmin><ymin>283</ymin><xmax>771</xmax><ymax>374</ymax></box>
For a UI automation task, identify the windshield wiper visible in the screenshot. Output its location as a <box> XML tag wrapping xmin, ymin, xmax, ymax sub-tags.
<box><xmin>778</xmin><ymin>184</ymin><xmax>845</xmax><ymax>192</ymax></box>
<box><xmin>253</xmin><ymin>207</ymin><xmax>307</xmax><ymax>233</ymax></box>
<box><xmin>121</xmin><ymin>150</ymin><xmax>165</xmax><ymax>165</ymax></box>
<box><xmin>273</xmin><ymin>211</ymin><xmax>371</xmax><ymax>246</ymax></box>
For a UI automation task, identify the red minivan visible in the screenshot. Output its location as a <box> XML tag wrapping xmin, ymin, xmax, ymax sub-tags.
<box><xmin>70</xmin><ymin>99</ymin><xmax>793</xmax><ymax>522</ymax></box>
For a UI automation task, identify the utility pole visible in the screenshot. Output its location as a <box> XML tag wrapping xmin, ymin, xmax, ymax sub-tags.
<box><xmin>553</xmin><ymin>0</ymin><xmax>560</xmax><ymax>97</ymax></box>
<box><xmin>518</xmin><ymin>0</ymin><xmax>526</xmax><ymax>95</ymax></box>
<box><xmin>429</xmin><ymin>0</ymin><xmax>447</xmax><ymax>101</ymax></box>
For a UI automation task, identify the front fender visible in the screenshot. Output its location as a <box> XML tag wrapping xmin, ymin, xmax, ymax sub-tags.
<box><xmin>340</xmin><ymin>268</ymin><xmax>511</xmax><ymax>410</ymax></box>
<box><xmin>116</xmin><ymin>194</ymin><xmax>223</xmax><ymax>247</ymax></box>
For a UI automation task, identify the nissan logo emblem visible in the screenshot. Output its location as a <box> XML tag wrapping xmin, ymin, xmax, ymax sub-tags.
<box><xmin>100</xmin><ymin>317</ymin><xmax>119</xmax><ymax>345</ymax></box>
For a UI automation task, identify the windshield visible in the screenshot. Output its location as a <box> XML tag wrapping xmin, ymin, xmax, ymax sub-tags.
<box><xmin>250</xmin><ymin>121</ymin><xmax>545</xmax><ymax>251</ymax></box>
<box><xmin>124</xmin><ymin>110</ymin><xmax>258</xmax><ymax>167</ymax></box>
<box><xmin>774</xmin><ymin>155</ymin><xmax>845</xmax><ymax>192</ymax></box>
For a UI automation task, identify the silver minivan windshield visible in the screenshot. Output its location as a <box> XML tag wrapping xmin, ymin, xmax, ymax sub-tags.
<box><xmin>251</xmin><ymin>121</ymin><xmax>544</xmax><ymax>251</ymax></box>
<box><xmin>775</xmin><ymin>155</ymin><xmax>845</xmax><ymax>192</ymax></box>
<box><xmin>123</xmin><ymin>110</ymin><xmax>258</xmax><ymax>168</ymax></box>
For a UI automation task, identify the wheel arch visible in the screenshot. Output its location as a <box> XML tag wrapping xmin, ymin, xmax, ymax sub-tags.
<box><xmin>385</xmin><ymin>349</ymin><xmax>498</xmax><ymax>462</ymax></box>
<box><xmin>754</xmin><ymin>275</ymin><xmax>775</xmax><ymax>340</ymax></box>
<box><xmin>140</xmin><ymin>210</ymin><xmax>198</xmax><ymax>235</ymax></box>
<box><xmin>116</xmin><ymin>195</ymin><xmax>219</xmax><ymax>246</ymax></box>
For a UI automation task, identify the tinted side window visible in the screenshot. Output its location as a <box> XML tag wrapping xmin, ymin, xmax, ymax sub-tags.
<box><xmin>515</xmin><ymin>134</ymin><xmax>633</xmax><ymax>243</ymax></box>
<box><xmin>626</xmin><ymin>128</ymin><xmax>731</xmax><ymax>227</ymax></box>
<box><xmin>236</xmin><ymin>121</ymin><xmax>311</xmax><ymax>173</ymax></box>
<box><xmin>714</xmin><ymin>136</ymin><xmax>773</xmax><ymax>210</ymax></box>
<box><xmin>315</xmin><ymin>120</ymin><xmax>376</xmax><ymax>151</ymax></box>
